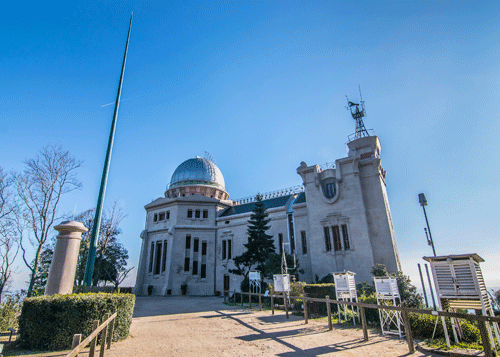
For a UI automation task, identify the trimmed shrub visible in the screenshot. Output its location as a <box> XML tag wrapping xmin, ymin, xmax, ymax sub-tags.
<box><xmin>18</xmin><ymin>293</ymin><xmax>135</xmax><ymax>351</ymax></box>
<box><xmin>303</xmin><ymin>284</ymin><xmax>335</xmax><ymax>316</ymax></box>
<box><xmin>358</xmin><ymin>294</ymin><xmax>380</xmax><ymax>324</ymax></box>
<box><xmin>303</xmin><ymin>284</ymin><xmax>335</xmax><ymax>299</ymax></box>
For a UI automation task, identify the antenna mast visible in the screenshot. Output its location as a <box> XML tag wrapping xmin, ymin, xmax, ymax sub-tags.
<box><xmin>346</xmin><ymin>86</ymin><xmax>370</xmax><ymax>140</ymax></box>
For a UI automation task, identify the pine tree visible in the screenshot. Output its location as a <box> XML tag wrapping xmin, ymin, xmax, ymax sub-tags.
<box><xmin>229</xmin><ymin>194</ymin><xmax>276</xmax><ymax>279</ymax></box>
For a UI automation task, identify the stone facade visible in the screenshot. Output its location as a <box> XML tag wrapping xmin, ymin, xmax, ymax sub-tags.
<box><xmin>134</xmin><ymin>135</ymin><xmax>401</xmax><ymax>296</ymax></box>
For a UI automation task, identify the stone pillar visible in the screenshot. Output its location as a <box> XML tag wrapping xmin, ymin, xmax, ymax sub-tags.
<box><xmin>45</xmin><ymin>221</ymin><xmax>88</xmax><ymax>295</ymax></box>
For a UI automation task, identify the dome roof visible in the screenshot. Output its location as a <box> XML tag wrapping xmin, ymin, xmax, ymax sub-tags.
<box><xmin>169</xmin><ymin>157</ymin><xmax>226</xmax><ymax>190</ymax></box>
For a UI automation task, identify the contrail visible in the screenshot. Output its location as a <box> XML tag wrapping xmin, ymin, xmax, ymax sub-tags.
<box><xmin>101</xmin><ymin>97</ymin><xmax>132</xmax><ymax>107</ymax></box>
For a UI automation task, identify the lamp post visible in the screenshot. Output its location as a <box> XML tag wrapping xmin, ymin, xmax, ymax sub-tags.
<box><xmin>418</xmin><ymin>193</ymin><xmax>436</xmax><ymax>256</ymax></box>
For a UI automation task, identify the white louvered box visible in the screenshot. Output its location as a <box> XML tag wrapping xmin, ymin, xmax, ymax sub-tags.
<box><xmin>423</xmin><ymin>254</ymin><xmax>489</xmax><ymax>310</ymax></box>
<box><xmin>333</xmin><ymin>271</ymin><xmax>357</xmax><ymax>300</ymax></box>
<box><xmin>374</xmin><ymin>277</ymin><xmax>400</xmax><ymax>299</ymax></box>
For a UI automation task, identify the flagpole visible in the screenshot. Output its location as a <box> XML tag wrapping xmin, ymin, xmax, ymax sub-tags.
<box><xmin>83</xmin><ymin>14</ymin><xmax>133</xmax><ymax>286</ymax></box>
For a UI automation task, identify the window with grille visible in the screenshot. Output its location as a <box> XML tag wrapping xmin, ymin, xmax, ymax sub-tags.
<box><xmin>332</xmin><ymin>225</ymin><xmax>341</xmax><ymax>251</ymax></box>
<box><xmin>161</xmin><ymin>240</ymin><xmax>168</xmax><ymax>272</ymax></box>
<box><xmin>195</xmin><ymin>209</ymin><xmax>200</xmax><ymax>218</ymax></box>
<box><xmin>154</xmin><ymin>241</ymin><xmax>162</xmax><ymax>275</ymax></box>
<box><xmin>324</xmin><ymin>227</ymin><xmax>332</xmax><ymax>251</ymax></box>
<box><xmin>159</xmin><ymin>212</ymin><xmax>165</xmax><ymax>221</ymax></box>
<box><xmin>341</xmin><ymin>224</ymin><xmax>350</xmax><ymax>250</ymax></box>
<box><xmin>149</xmin><ymin>242</ymin><xmax>155</xmax><ymax>272</ymax></box>
<box><xmin>153</xmin><ymin>213</ymin><xmax>158</xmax><ymax>222</ymax></box>
<box><xmin>203</xmin><ymin>210</ymin><xmax>208</xmax><ymax>218</ymax></box>
<box><xmin>227</xmin><ymin>240</ymin><xmax>232</xmax><ymax>259</ymax></box>
<box><xmin>222</xmin><ymin>240</ymin><xmax>227</xmax><ymax>260</ymax></box>
<box><xmin>301</xmin><ymin>231</ymin><xmax>307</xmax><ymax>254</ymax></box>
<box><xmin>187</xmin><ymin>209</ymin><xmax>193</xmax><ymax>218</ymax></box>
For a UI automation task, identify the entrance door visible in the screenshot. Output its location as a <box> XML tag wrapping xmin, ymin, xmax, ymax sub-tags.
<box><xmin>224</xmin><ymin>275</ymin><xmax>230</xmax><ymax>296</ymax></box>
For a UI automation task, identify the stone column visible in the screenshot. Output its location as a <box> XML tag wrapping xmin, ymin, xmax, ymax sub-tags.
<box><xmin>45</xmin><ymin>221</ymin><xmax>88</xmax><ymax>295</ymax></box>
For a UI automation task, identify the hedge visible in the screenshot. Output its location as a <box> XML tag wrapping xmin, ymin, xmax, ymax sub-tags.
<box><xmin>18</xmin><ymin>293</ymin><xmax>135</xmax><ymax>351</ymax></box>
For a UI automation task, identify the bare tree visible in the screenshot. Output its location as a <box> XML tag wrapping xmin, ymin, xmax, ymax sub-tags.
<box><xmin>15</xmin><ymin>145</ymin><xmax>82</xmax><ymax>297</ymax></box>
<box><xmin>0</xmin><ymin>167</ymin><xmax>20</xmax><ymax>301</ymax></box>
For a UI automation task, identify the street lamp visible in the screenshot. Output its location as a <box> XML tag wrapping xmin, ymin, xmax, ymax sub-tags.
<box><xmin>418</xmin><ymin>193</ymin><xmax>436</xmax><ymax>256</ymax></box>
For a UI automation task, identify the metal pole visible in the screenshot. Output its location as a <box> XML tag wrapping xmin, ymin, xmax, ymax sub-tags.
<box><xmin>422</xmin><ymin>207</ymin><xmax>436</xmax><ymax>256</ymax></box>
<box><xmin>417</xmin><ymin>263</ymin><xmax>429</xmax><ymax>307</ymax></box>
<box><xmin>83</xmin><ymin>14</ymin><xmax>133</xmax><ymax>286</ymax></box>
<box><xmin>425</xmin><ymin>264</ymin><xmax>437</xmax><ymax>310</ymax></box>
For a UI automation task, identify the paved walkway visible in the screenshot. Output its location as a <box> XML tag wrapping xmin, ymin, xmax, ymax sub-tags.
<box><xmin>105</xmin><ymin>296</ymin><xmax>437</xmax><ymax>356</ymax></box>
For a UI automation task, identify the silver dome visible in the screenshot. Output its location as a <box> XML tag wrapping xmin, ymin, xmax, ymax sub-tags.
<box><xmin>169</xmin><ymin>157</ymin><xmax>225</xmax><ymax>190</ymax></box>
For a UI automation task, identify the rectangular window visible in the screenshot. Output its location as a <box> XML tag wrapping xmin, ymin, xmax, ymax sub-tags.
<box><xmin>161</xmin><ymin>240</ymin><xmax>168</xmax><ymax>272</ymax></box>
<box><xmin>342</xmin><ymin>224</ymin><xmax>350</xmax><ymax>250</ymax></box>
<box><xmin>222</xmin><ymin>240</ymin><xmax>227</xmax><ymax>260</ymax></box>
<box><xmin>184</xmin><ymin>257</ymin><xmax>190</xmax><ymax>272</ymax></box>
<box><xmin>149</xmin><ymin>242</ymin><xmax>155</xmax><ymax>272</ymax></box>
<box><xmin>195</xmin><ymin>209</ymin><xmax>200</xmax><ymax>218</ymax></box>
<box><xmin>153</xmin><ymin>213</ymin><xmax>158</xmax><ymax>222</ymax></box>
<box><xmin>332</xmin><ymin>225</ymin><xmax>342</xmax><ymax>251</ymax></box>
<box><xmin>187</xmin><ymin>209</ymin><xmax>193</xmax><ymax>218</ymax></box>
<box><xmin>202</xmin><ymin>241</ymin><xmax>207</xmax><ymax>256</ymax></box>
<box><xmin>324</xmin><ymin>227</ymin><xmax>332</xmax><ymax>251</ymax></box>
<box><xmin>301</xmin><ymin>231</ymin><xmax>307</xmax><ymax>254</ymax></box>
<box><xmin>166</xmin><ymin>211</ymin><xmax>170</xmax><ymax>219</ymax></box>
<box><xmin>203</xmin><ymin>209</ymin><xmax>208</xmax><ymax>218</ymax></box>
<box><xmin>227</xmin><ymin>239</ymin><xmax>232</xmax><ymax>259</ymax></box>
<box><xmin>159</xmin><ymin>212</ymin><xmax>165</xmax><ymax>221</ymax></box>
<box><xmin>185</xmin><ymin>235</ymin><xmax>191</xmax><ymax>249</ymax></box>
<box><xmin>288</xmin><ymin>214</ymin><xmax>295</xmax><ymax>254</ymax></box>
<box><xmin>279</xmin><ymin>233</ymin><xmax>283</xmax><ymax>254</ymax></box>
<box><xmin>193</xmin><ymin>238</ymin><xmax>199</xmax><ymax>253</ymax></box>
<box><xmin>192</xmin><ymin>261</ymin><xmax>198</xmax><ymax>275</ymax></box>
<box><xmin>154</xmin><ymin>241</ymin><xmax>162</xmax><ymax>275</ymax></box>
<box><xmin>201</xmin><ymin>264</ymin><xmax>206</xmax><ymax>279</ymax></box>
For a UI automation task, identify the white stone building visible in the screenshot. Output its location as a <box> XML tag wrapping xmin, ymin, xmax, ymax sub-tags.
<box><xmin>134</xmin><ymin>133</ymin><xmax>401</xmax><ymax>296</ymax></box>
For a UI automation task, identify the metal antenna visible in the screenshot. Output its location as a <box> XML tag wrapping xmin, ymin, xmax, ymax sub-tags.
<box><xmin>345</xmin><ymin>87</ymin><xmax>369</xmax><ymax>140</ymax></box>
<box><xmin>83</xmin><ymin>14</ymin><xmax>132</xmax><ymax>286</ymax></box>
<box><xmin>203</xmin><ymin>151</ymin><xmax>216</xmax><ymax>165</ymax></box>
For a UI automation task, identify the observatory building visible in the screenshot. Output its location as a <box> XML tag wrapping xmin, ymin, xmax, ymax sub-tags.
<box><xmin>134</xmin><ymin>104</ymin><xmax>401</xmax><ymax>296</ymax></box>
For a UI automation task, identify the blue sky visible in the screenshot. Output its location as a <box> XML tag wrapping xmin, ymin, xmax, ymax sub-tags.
<box><xmin>1</xmin><ymin>1</ymin><xmax>499</xmax><ymax>293</ymax></box>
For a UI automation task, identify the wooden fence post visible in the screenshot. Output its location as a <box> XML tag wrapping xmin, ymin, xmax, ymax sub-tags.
<box><xmin>99</xmin><ymin>313</ymin><xmax>110</xmax><ymax>357</ymax></box>
<box><xmin>271</xmin><ymin>294</ymin><xmax>275</xmax><ymax>315</ymax></box>
<box><xmin>89</xmin><ymin>320</ymin><xmax>99</xmax><ymax>357</ymax></box>
<box><xmin>401</xmin><ymin>305</ymin><xmax>415</xmax><ymax>354</ymax></box>
<box><xmin>360</xmin><ymin>306</ymin><xmax>368</xmax><ymax>342</ymax></box>
<box><xmin>259</xmin><ymin>292</ymin><xmax>262</xmax><ymax>311</ymax></box>
<box><xmin>71</xmin><ymin>334</ymin><xmax>82</xmax><ymax>355</ymax></box>
<box><xmin>107</xmin><ymin>315</ymin><xmax>115</xmax><ymax>349</ymax></box>
<box><xmin>326</xmin><ymin>295</ymin><xmax>332</xmax><ymax>331</ymax></box>
<box><xmin>304</xmin><ymin>299</ymin><xmax>308</xmax><ymax>324</ymax></box>
<box><xmin>285</xmin><ymin>294</ymin><xmax>289</xmax><ymax>319</ymax></box>
<box><xmin>478</xmin><ymin>319</ymin><xmax>494</xmax><ymax>357</ymax></box>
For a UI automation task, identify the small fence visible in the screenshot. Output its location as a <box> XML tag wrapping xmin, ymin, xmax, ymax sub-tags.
<box><xmin>227</xmin><ymin>290</ymin><xmax>500</xmax><ymax>357</ymax></box>
<box><xmin>66</xmin><ymin>312</ymin><xmax>117</xmax><ymax>357</ymax></box>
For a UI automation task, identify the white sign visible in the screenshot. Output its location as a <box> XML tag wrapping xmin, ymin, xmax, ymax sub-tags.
<box><xmin>249</xmin><ymin>271</ymin><xmax>261</xmax><ymax>281</ymax></box>
<box><xmin>273</xmin><ymin>274</ymin><xmax>291</xmax><ymax>292</ymax></box>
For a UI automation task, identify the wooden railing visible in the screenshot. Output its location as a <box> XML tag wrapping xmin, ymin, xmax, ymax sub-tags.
<box><xmin>66</xmin><ymin>312</ymin><xmax>117</xmax><ymax>357</ymax></box>
<box><xmin>234</xmin><ymin>290</ymin><xmax>500</xmax><ymax>357</ymax></box>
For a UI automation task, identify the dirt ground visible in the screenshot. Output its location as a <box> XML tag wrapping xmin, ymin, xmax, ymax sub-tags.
<box><xmin>103</xmin><ymin>296</ymin><xmax>439</xmax><ymax>357</ymax></box>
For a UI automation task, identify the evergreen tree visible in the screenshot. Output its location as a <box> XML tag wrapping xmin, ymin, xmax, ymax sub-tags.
<box><xmin>230</xmin><ymin>194</ymin><xmax>276</xmax><ymax>279</ymax></box>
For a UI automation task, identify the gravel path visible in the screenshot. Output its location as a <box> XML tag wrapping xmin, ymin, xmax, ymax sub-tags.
<box><xmin>106</xmin><ymin>296</ymin><xmax>437</xmax><ymax>356</ymax></box>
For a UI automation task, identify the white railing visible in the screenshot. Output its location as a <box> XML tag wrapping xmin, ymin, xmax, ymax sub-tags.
<box><xmin>233</xmin><ymin>185</ymin><xmax>304</xmax><ymax>205</ymax></box>
<box><xmin>318</xmin><ymin>161</ymin><xmax>336</xmax><ymax>170</ymax></box>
